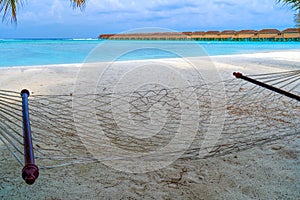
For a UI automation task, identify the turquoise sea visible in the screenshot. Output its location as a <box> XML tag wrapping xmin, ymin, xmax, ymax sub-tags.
<box><xmin>1</xmin><ymin>39</ymin><xmax>300</xmax><ymax>67</ymax></box>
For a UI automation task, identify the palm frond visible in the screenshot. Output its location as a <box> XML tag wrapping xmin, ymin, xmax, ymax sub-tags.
<box><xmin>276</xmin><ymin>0</ymin><xmax>300</xmax><ymax>10</ymax></box>
<box><xmin>296</xmin><ymin>12</ymin><xmax>300</xmax><ymax>27</ymax></box>
<box><xmin>70</xmin><ymin>0</ymin><xmax>86</xmax><ymax>10</ymax></box>
<box><xmin>0</xmin><ymin>0</ymin><xmax>87</xmax><ymax>24</ymax></box>
<box><xmin>276</xmin><ymin>0</ymin><xmax>300</xmax><ymax>27</ymax></box>
<box><xmin>0</xmin><ymin>0</ymin><xmax>23</xmax><ymax>23</ymax></box>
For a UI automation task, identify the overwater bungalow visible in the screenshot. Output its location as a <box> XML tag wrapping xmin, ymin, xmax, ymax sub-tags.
<box><xmin>219</xmin><ymin>30</ymin><xmax>237</xmax><ymax>40</ymax></box>
<box><xmin>257</xmin><ymin>29</ymin><xmax>281</xmax><ymax>41</ymax></box>
<box><xmin>236</xmin><ymin>30</ymin><xmax>258</xmax><ymax>40</ymax></box>
<box><xmin>191</xmin><ymin>31</ymin><xmax>206</xmax><ymax>40</ymax></box>
<box><xmin>99</xmin><ymin>34</ymin><xmax>115</xmax><ymax>39</ymax></box>
<box><xmin>182</xmin><ymin>32</ymin><xmax>193</xmax><ymax>36</ymax></box>
<box><xmin>168</xmin><ymin>32</ymin><xmax>187</xmax><ymax>40</ymax></box>
<box><xmin>281</xmin><ymin>28</ymin><xmax>300</xmax><ymax>41</ymax></box>
<box><xmin>155</xmin><ymin>32</ymin><xmax>188</xmax><ymax>40</ymax></box>
<box><xmin>204</xmin><ymin>31</ymin><xmax>220</xmax><ymax>40</ymax></box>
<box><xmin>99</xmin><ymin>28</ymin><xmax>300</xmax><ymax>41</ymax></box>
<box><xmin>148</xmin><ymin>33</ymin><xmax>162</xmax><ymax>40</ymax></box>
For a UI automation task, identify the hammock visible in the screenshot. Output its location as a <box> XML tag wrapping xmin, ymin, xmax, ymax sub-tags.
<box><xmin>0</xmin><ymin>70</ymin><xmax>299</xmax><ymax>184</ymax></box>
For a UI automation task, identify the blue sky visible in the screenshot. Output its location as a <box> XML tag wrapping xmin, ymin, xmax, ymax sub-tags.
<box><xmin>0</xmin><ymin>0</ymin><xmax>297</xmax><ymax>38</ymax></box>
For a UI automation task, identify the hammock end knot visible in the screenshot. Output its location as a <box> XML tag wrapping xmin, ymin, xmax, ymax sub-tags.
<box><xmin>233</xmin><ymin>72</ymin><xmax>243</xmax><ymax>78</ymax></box>
<box><xmin>22</xmin><ymin>164</ymin><xmax>39</xmax><ymax>185</ymax></box>
<box><xmin>21</xmin><ymin>89</ymin><xmax>30</xmax><ymax>97</ymax></box>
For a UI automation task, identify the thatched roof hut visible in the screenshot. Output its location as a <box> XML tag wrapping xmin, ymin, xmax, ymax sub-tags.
<box><xmin>182</xmin><ymin>32</ymin><xmax>193</xmax><ymax>36</ymax></box>
<box><xmin>258</xmin><ymin>29</ymin><xmax>281</xmax><ymax>39</ymax></box>
<box><xmin>282</xmin><ymin>28</ymin><xmax>300</xmax><ymax>33</ymax></box>
<box><xmin>220</xmin><ymin>30</ymin><xmax>236</xmax><ymax>34</ymax></box>
<box><xmin>98</xmin><ymin>34</ymin><xmax>115</xmax><ymax>39</ymax></box>
<box><xmin>236</xmin><ymin>30</ymin><xmax>258</xmax><ymax>39</ymax></box>
<box><xmin>281</xmin><ymin>28</ymin><xmax>300</xmax><ymax>38</ymax></box>
<box><xmin>193</xmin><ymin>31</ymin><xmax>206</xmax><ymax>35</ymax></box>
<box><xmin>191</xmin><ymin>31</ymin><xmax>205</xmax><ymax>39</ymax></box>
<box><xmin>219</xmin><ymin>30</ymin><xmax>237</xmax><ymax>39</ymax></box>
<box><xmin>259</xmin><ymin>29</ymin><xmax>280</xmax><ymax>34</ymax></box>
<box><xmin>204</xmin><ymin>31</ymin><xmax>220</xmax><ymax>39</ymax></box>
<box><xmin>99</xmin><ymin>27</ymin><xmax>300</xmax><ymax>40</ymax></box>
<box><xmin>205</xmin><ymin>31</ymin><xmax>220</xmax><ymax>34</ymax></box>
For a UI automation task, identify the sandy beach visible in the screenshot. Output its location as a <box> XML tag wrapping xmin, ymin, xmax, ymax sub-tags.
<box><xmin>0</xmin><ymin>51</ymin><xmax>299</xmax><ymax>199</ymax></box>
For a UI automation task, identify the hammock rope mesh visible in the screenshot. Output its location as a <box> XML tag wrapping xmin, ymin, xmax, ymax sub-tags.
<box><xmin>0</xmin><ymin>70</ymin><xmax>299</xmax><ymax>170</ymax></box>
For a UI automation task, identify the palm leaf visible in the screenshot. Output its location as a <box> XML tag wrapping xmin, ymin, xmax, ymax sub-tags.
<box><xmin>0</xmin><ymin>0</ymin><xmax>23</xmax><ymax>23</ymax></box>
<box><xmin>0</xmin><ymin>0</ymin><xmax>87</xmax><ymax>23</ymax></box>
<box><xmin>276</xmin><ymin>0</ymin><xmax>300</xmax><ymax>27</ymax></box>
<box><xmin>276</xmin><ymin>0</ymin><xmax>300</xmax><ymax>10</ymax></box>
<box><xmin>71</xmin><ymin>0</ymin><xmax>87</xmax><ymax>9</ymax></box>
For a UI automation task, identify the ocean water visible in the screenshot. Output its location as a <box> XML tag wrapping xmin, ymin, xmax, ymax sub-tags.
<box><xmin>0</xmin><ymin>39</ymin><xmax>300</xmax><ymax>67</ymax></box>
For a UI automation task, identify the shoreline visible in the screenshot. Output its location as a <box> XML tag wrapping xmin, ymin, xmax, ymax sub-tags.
<box><xmin>0</xmin><ymin>50</ymin><xmax>299</xmax><ymax>70</ymax></box>
<box><xmin>0</xmin><ymin>50</ymin><xmax>299</xmax><ymax>96</ymax></box>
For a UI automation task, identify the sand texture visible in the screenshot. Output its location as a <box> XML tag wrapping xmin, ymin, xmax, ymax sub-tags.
<box><xmin>0</xmin><ymin>51</ymin><xmax>299</xmax><ymax>199</ymax></box>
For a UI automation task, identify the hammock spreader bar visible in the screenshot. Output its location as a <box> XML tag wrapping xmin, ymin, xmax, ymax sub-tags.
<box><xmin>21</xmin><ymin>89</ymin><xmax>39</xmax><ymax>185</ymax></box>
<box><xmin>233</xmin><ymin>72</ymin><xmax>300</xmax><ymax>102</ymax></box>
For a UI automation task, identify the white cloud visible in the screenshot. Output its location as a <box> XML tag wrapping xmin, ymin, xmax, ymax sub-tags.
<box><xmin>1</xmin><ymin>0</ymin><xmax>296</xmax><ymax>37</ymax></box>
<box><xmin>49</xmin><ymin>0</ymin><xmax>64</xmax><ymax>21</ymax></box>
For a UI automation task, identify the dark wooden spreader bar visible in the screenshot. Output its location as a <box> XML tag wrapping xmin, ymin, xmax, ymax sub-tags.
<box><xmin>21</xmin><ymin>89</ymin><xmax>39</xmax><ymax>185</ymax></box>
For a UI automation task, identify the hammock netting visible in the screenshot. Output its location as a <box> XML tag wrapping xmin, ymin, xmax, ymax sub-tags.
<box><xmin>0</xmin><ymin>70</ymin><xmax>299</xmax><ymax>170</ymax></box>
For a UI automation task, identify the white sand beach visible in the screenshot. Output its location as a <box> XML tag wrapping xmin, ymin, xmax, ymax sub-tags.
<box><xmin>0</xmin><ymin>51</ymin><xmax>299</xmax><ymax>199</ymax></box>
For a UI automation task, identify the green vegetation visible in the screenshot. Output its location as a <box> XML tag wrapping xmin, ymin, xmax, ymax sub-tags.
<box><xmin>276</xmin><ymin>0</ymin><xmax>300</xmax><ymax>27</ymax></box>
<box><xmin>0</xmin><ymin>0</ymin><xmax>86</xmax><ymax>23</ymax></box>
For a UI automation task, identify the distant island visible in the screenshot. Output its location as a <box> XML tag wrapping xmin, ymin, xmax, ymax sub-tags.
<box><xmin>99</xmin><ymin>28</ymin><xmax>300</xmax><ymax>41</ymax></box>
